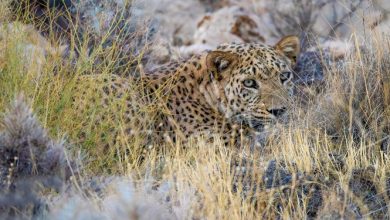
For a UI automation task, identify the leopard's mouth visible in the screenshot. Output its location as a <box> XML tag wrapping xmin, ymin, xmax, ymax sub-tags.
<box><xmin>230</xmin><ymin>113</ymin><xmax>274</xmax><ymax>131</ymax></box>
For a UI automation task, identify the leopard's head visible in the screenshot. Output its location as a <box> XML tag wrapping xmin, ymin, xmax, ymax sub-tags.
<box><xmin>205</xmin><ymin>36</ymin><xmax>300</xmax><ymax>130</ymax></box>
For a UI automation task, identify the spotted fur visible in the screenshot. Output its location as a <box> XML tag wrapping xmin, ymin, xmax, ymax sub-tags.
<box><xmin>72</xmin><ymin>36</ymin><xmax>300</xmax><ymax>146</ymax></box>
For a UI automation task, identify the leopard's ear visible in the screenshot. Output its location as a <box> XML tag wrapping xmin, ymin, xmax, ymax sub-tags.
<box><xmin>274</xmin><ymin>35</ymin><xmax>300</xmax><ymax>65</ymax></box>
<box><xmin>206</xmin><ymin>51</ymin><xmax>238</xmax><ymax>80</ymax></box>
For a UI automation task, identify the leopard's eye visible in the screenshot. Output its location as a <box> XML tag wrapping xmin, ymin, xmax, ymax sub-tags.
<box><xmin>243</xmin><ymin>79</ymin><xmax>258</xmax><ymax>89</ymax></box>
<box><xmin>280</xmin><ymin>71</ymin><xmax>292</xmax><ymax>84</ymax></box>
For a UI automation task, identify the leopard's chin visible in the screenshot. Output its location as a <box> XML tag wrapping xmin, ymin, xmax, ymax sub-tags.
<box><xmin>230</xmin><ymin>114</ymin><xmax>275</xmax><ymax>132</ymax></box>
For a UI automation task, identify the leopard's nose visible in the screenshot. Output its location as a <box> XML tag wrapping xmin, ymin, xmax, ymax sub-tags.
<box><xmin>267</xmin><ymin>107</ymin><xmax>286</xmax><ymax>117</ymax></box>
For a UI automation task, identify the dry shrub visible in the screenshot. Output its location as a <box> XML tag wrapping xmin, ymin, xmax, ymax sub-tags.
<box><xmin>71</xmin><ymin>0</ymin><xmax>156</xmax><ymax>75</ymax></box>
<box><xmin>10</xmin><ymin>0</ymin><xmax>157</xmax><ymax>76</ymax></box>
<box><xmin>302</xmin><ymin>33</ymin><xmax>390</xmax><ymax>148</ymax></box>
<box><xmin>0</xmin><ymin>95</ymin><xmax>79</xmax><ymax>219</ymax></box>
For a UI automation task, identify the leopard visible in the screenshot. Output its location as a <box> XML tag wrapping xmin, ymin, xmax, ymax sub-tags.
<box><xmin>70</xmin><ymin>36</ymin><xmax>300</xmax><ymax>148</ymax></box>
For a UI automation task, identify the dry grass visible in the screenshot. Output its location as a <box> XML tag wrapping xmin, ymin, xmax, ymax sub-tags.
<box><xmin>0</xmin><ymin>0</ymin><xmax>390</xmax><ymax>219</ymax></box>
